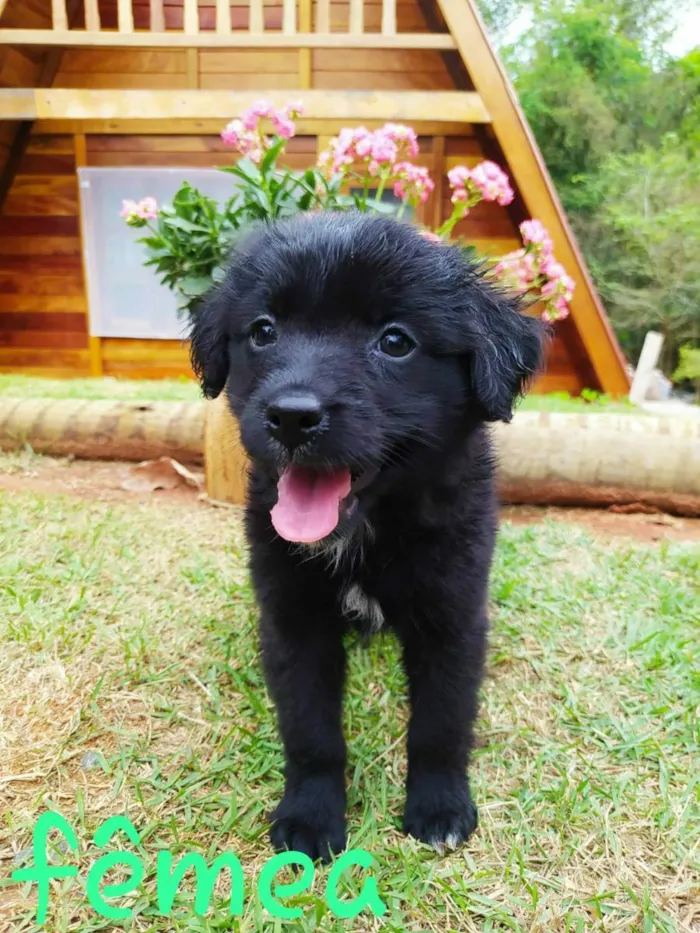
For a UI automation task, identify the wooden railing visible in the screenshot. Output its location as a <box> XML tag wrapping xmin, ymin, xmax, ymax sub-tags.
<box><xmin>0</xmin><ymin>0</ymin><xmax>457</xmax><ymax>48</ymax></box>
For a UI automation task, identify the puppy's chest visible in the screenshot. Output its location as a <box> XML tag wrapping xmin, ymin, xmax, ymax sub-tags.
<box><xmin>340</xmin><ymin>580</ymin><xmax>385</xmax><ymax>633</ymax></box>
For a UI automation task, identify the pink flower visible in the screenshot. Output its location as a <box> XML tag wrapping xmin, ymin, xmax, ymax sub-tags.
<box><xmin>382</xmin><ymin>123</ymin><xmax>419</xmax><ymax>159</ymax></box>
<box><xmin>369</xmin><ymin>132</ymin><xmax>398</xmax><ymax>166</ymax></box>
<box><xmin>120</xmin><ymin>199</ymin><xmax>139</xmax><ymax>221</ymax></box>
<box><xmin>271</xmin><ymin>112</ymin><xmax>295</xmax><ymax>139</ymax></box>
<box><xmin>393</xmin><ymin>162</ymin><xmax>434</xmax><ymax>205</ymax></box>
<box><xmin>450</xmin><ymin>186</ymin><xmax>470</xmax><ymax>204</ymax></box>
<box><xmin>137</xmin><ymin>196</ymin><xmax>158</xmax><ymax>220</ymax></box>
<box><xmin>447</xmin><ymin>166</ymin><xmax>471</xmax><ymax>189</ymax></box>
<box><xmin>469</xmin><ymin>161</ymin><xmax>514</xmax><ymax>205</ymax></box>
<box><xmin>541</xmin><ymin>257</ymin><xmax>565</xmax><ymax>280</ymax></box>
<box><xmin>419</xmin><ymin>229</ymin><xmax>443</xmax><ymax>243</ymax></box>
<box><xmin>520</xmin><ymin>219</ymin><xmax>553</xmax><ymax>252</ymax></box>
<box><xmin>284</xmin><ymin>100</ymin><xmax>304</xmax><ymax>118</ymax></box>
<box><xmin>540</xmin><ymin>280</ymin><xmax>558</xmax><ymax>299</ymax></box>
<box><xmin>242</xmin><ymin>99</ymin><xmax>273</xmax><ymax>130</ymax></box>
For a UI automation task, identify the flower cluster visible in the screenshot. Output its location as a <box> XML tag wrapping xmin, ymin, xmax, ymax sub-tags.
<box><xmin>122</xmin><ymin>101</ymin><xmax>575</xmax><ymax>327</ymax></box>
<box><xmin>120</xmin><ymin>196</ymin><xmax>158</xmax><ymax>227</ymax></box>
<box><xmin>448</xmin><ymin>160</ymin><xmax>514</xmax><ymax>208</ymax></box>
<box><xmin>492</xmin><ymin>219</ymin><xmax>575</xmax><ymax>321</ymax></box>
<box><xmin>221</xmin><ymin>99</ymin><xmax>303</xmax><ymax>162</ymax></box>
<box><xmin>393</xmin><ymin>162</ymin><xmax>435</xmax><ymax>205</ymax></box>
<box><xmin>318</xmin><ymin>123</ymin><xmax>420</xmax><ymax>180</ymax></box>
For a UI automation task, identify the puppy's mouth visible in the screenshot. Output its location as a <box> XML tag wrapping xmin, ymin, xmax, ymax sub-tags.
<box><xmin>270</xmin><ymin>464</ymin><xmax>377</xmax><ymax>544</ymax></box>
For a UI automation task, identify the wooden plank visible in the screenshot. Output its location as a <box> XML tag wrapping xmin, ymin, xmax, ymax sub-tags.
<box><xmin>435</xmin><ymin>0</ymin><xmax>629</xmax><ymax>396</ymax></box>
<box><xmin>299</xmin><ymin>0</ymin><xmax>312</xmax><ymax>89</ymax></box>
<box><xmin>150</xmin><ymin>0</ymin><xmax>166</xmax><ymax>31</ymax></box>
<box><xmin>9</xmin><ymin>174</ymin><xmax>77</xmax><ymax>196</ymax></box>
<box><xmin>4</xmin><ymin>89</ymin><xmax>489</xmax><ymax>123</ymax></box>
<box><xmin>58</xmin><ymin>50</ymin><xmax>188</xmax><ymax>74</ymax></box>
<box><xmin>0</xmin><ymin>310</ymin><xmax>86</xmax><ymax>331</ymax></box>
<box><xmin>0</xmin><ymin>236</ymin><xmax>82</xmax><ymax>255</ymax></box>
<box><xmin>0</xmin><ymin>331</ymin><xmax>88</xmax><ymax>349</ymax></box>
<box><xmin>52</xmin><ymin>0</ymin><xmax>68</xmax><ymax>30</ymax></box>
<box><xmin>200</xmin><ymin>72</ymin><xmax>301</xmax><ymax>90</ymax></box>
<box><xmin>3</xmin><ymin>193</ymin><xmax>79</xmax><ymax>216</ymax></box>
<box><xmin>183</xmin><ymin>0</ymin><xmax>199</xmax><ymax>34</ymax></box>
<box><xmin>312</xmin><ymin>49</ymin><xmax>447</xmax><ymax>72</ymax></box>
<box><xmin>316</xmin><ymin>0</ymin><xmax>330</xmax><ymax>32</ymax></box>
<box><xmin>0</xmin><ymin>273</ymin><xmax>85</xmax><ymax>296</ymax></box>
<box><xmin>199</xmin><ymin>50</ymin><xmax>297</xmax><ymax>72</ymax></box>
<box><xmin>17</xmin><ymin>153</ymin><xmax>76</xmax><ymax>174</ymax></box>
<box><xmin>84</xmin><ymin>0</ymin><xmax>100</xmax><ymax>30</ymax></box>
<box><xmin>282</xmin><ymin>0</ymin><xmax>297</xmax><ymax>34</ymax></box>
<box><xmin>349</xmin><ymin>0</ymin><xmax>363</xmax><ymax>33</ymax></box>
<box><xmin>0</xmin><ymin>294</ymin><xmax>87</xmax><ymax>311</ymax></box>
<box><xmin>55</xmin><ymin>72</ymin><xmax>192</xmax><ymax>90</ymax></box>
<box><xmin>314</xmin><ymin>70</ymin><xmax>453</xmax><ymax>90</ymax></box>
<box><xmin>249</xmin><ymin>0</ymin><xmax>264</xmax><ymax>32</ymax></box>
<box><xmin>117</xmin><ymin>0</ymin><xmax>134</xmax><ymax>33</ymax></box>
<box><xmin>0</xmin><ymin>29</ymin><xmax>457</xmax><ymax>48</ymax></box>
<box><xmin>381</xmin><ymin>0</ymin><xmax>396</xmax><ymax>34</ymax></box>
<box><xmin>215</xmin><ymin>0</ymin><xmax>230</xmax><ymax>33</ymax></box>
<box><xmin>34</xmin><ymin>118</ymin><xmax>475</xmax><ymax>135</ymax></box>
<box><xmin>0</xmin><ymin>348</ymin><xmax>90</xmax><ymax>368</ymax></box>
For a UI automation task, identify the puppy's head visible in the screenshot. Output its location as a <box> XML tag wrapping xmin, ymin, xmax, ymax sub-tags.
<box><xmin>191</xmin><ymin>213</ymin><xmax>546</xmax><ymax>544</ymax></box>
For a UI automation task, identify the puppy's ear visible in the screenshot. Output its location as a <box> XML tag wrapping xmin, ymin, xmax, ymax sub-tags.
<box><xmin>189</xmin><ymin>284</ymin><xmax>229</xmax><ymax>399</ymax></box>
<box><xmin>462</xmin><ymin>275</ymin><xmax>549</xmax><ymax>423</ymax></box>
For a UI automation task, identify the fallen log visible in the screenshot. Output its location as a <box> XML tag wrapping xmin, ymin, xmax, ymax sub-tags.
<box><xmin>0</xmin><ymin>398</ymin><xmax>206</xmax><ymax>465</ymax></box>
<box><xmin>493</xmin><ymin>411</ymin><xmax>700</xmax><ymax>517</ymax></box>
<box><xmin>1</xmin><ymin>397</ymin><xmax>698</xmax><ymax>516</ymax></box>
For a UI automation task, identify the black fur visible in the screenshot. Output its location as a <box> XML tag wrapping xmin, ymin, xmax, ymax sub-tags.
<box><xmin>191</xmin><ymin>212</ymin><xmax>546</xmax><ymax>860</ymax></box>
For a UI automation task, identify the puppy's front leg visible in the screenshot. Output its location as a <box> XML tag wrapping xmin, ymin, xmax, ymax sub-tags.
<box><xmin>261</xmin><ymin>616</ymin><xmax>347</xmax><ymax>862</ymax></box>
<box><xmin>400</xmin><ymin>622</ymin><xmax>486</xmax><ymax>850</ymax></box>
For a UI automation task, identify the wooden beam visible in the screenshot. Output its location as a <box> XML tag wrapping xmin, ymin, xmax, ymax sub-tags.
<box><xmin>1</xmin><ymin>89</ymin><xmax>490</xmax><ymax>123</ymax></box>
<box><xmin>0</xmin><ymin>0</ymin><xmax>10</xmax><ymax>19</ymax></box>
<box><xmin>299</xmin><ymin>0</ymin><xmax>312</xmax><ymax>89</ymax></box>
<box><xmin>34</xmin><ymin>118</ymin><xmax>478</xmax><ymax>136</ymax></box>
<box><xmin>249</xmin><ymin>0</ymin><xmax>264</xmax><ymax>33</ymax></box>
<box><xmin>74</xmin><ymin>132</ymin><xmax>103</xmax><ymax>377</ymax></box>
<box><xmin>435</xmin><ymin>0</ymin><xmax>630</xmax><ymax>396</ymax></box>
<box><xmin>0</xmin><ymin>29</ymin><xmax>457</xmax><ymax>49</ymax></box>
<box><xmin>316</xmin><ymin>0</ymin><xmax>330</xmax><ymax>32</ymax></box>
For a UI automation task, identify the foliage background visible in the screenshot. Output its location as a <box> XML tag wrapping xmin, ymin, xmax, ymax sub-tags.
<box><xmin>477</xmin><ymin>0</ymin><xmax>699</xmax><ymax>378</ymax></box>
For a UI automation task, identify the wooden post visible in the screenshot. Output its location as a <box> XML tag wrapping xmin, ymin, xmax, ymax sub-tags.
<box><xmin>216</xmin><ymin>0</ymin><xmax>230</xmax><ymax>34</ymax></box>
<box><xmin>51</xmin><ymin>0</ymin><xmax>68</xmax><ymax>30</ymax></box>
<box><xmin>381</xmin><ymin>0</ymin><xmax>396</xmax><ymax>35</ymax></box>
<box><xmin>282</xmin><ymin>0</ymin><xmax>296</xmax><ymax>35</ymax></box>
<box><xmin>205</xmin><ymin>395</ymin><xmax>249</xmax><ymax>505</ymax></box>
<box><xmin>316</xmin><ymin>0</ymin><xmax>330</xmax><ymax>32</ymax></box>
<box><xmin>117</xmin><ymin>0</ymin><xmax>134</xmax><ymax>33</ymax></box>
<box><xmin>249</xmin><ymin>0</ymin><xmax>264</xmax><ymax>33</ymax></box>
<box><xmin>184</xmin><ymin>0</ymin><xmax>199</xmax><ymax>34</ymax></box>
<box><xmin>150</xmin><ymin>0</ymin><xmax>165</xmax><ymax>32</ymax></box>
<box><xmin>629</xmin><ymin>331</ymin><xmax>664</xmax><ymax>405</ymax></box>
<box><xmin>84</xmin><ymin>0</ymin><xmax>101</xmax><ymax>31</ymax></box>
<box><xmin>349</xmin><ymin>0</ymin><xmax>363</xmax><ymax>34</ymax></box>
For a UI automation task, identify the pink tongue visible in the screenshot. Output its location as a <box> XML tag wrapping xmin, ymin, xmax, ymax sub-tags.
<box><xmin>271</xmin><ymin>465</ymin><xmax>352</xmax><ymax>544</ymax></box>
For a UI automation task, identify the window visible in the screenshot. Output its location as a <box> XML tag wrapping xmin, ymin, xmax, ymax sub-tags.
<box><xmin>78</xmin><ymin>167</ymin><xmax>236</xmax><ymax>340</ymax></box>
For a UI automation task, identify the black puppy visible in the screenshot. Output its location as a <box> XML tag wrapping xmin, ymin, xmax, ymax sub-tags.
<box><xmin>191</xmin><ymin>212</ymin><xmax>545</xmax><ymax>860</ymax></box>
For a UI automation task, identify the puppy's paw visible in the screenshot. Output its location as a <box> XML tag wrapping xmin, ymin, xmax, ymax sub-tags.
<box><xmin>269</xmin><ymin>786</ymin><xmax>346</xmax><ymax>863</ymax></box>
<box><xmin>403</xmin><ymin>779</ymin><xmax>478</xmax><ymax>852</ymax></box>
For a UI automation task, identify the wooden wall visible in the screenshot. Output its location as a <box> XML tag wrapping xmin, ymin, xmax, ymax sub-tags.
<box><xmin>0</xmin><ymin>125</ymin><xmax>583</xmax><ymax>391</ymax></box>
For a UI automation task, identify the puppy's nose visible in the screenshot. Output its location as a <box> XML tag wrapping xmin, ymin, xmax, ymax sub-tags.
<box><xmin>266</xmin><ymin>393</ymin><xmax>325</xmax><ymax>450</ymax></box>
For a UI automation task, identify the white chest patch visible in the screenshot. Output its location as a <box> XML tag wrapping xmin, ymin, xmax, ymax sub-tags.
<box><xmin>341</xmin><ymin>582</ymin><xmax>385</xmax><ymax>632</ymax></box>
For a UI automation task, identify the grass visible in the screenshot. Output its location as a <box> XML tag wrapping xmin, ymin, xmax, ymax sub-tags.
<box><xmin>1</xmin><ymin>464</ymin><xmax>698</xmax><ymax>932</ymax></box>
<box><xmin>0</xmin><ymin>376</ymin><xmax>641</xmax><ymax>414</ymax></box>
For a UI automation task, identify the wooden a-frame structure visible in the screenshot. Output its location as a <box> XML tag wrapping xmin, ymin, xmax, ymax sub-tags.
<box><xmin>0</xmin><ymin>0</ymin><xmax>630</xmax><ymax>394</ymax></box>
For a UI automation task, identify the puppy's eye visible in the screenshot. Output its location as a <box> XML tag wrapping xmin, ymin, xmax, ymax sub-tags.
<box><xmin>378</xmin><ymin>327</ymin><xmax>416</xmax><ymax>359</ymax></box>
<box><xmin>249</xmin><ymin>318</ymin><xmax>277</xmax><ymax>349</ymax></box>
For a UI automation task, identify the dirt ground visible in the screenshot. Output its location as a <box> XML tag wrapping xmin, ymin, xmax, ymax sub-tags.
<box><xmin>2</xmin><ymin>454</ymin><xmax>700</xmax><ymax>544</ymax></box>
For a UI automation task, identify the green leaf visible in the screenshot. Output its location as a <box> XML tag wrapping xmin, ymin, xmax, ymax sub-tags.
<box><xmin>179</xmin><ymin>276</ymin><xmax>214</xmax><ymax>297</ymax></box>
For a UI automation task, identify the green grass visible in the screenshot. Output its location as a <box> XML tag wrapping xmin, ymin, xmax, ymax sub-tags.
<box><xmin>0</xmin><ymin>374</ymin><xmax>201</xmax><ymax>403</ymax></box>
<box><xmin>1</xmin><ymin>467</ymin><xmax>697</xmax><ymax>931</ymax></box>
<box><xmin>0</xmin><ymin>376</ymin><xmax>641</xmax><ymax>414</ymax></box>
